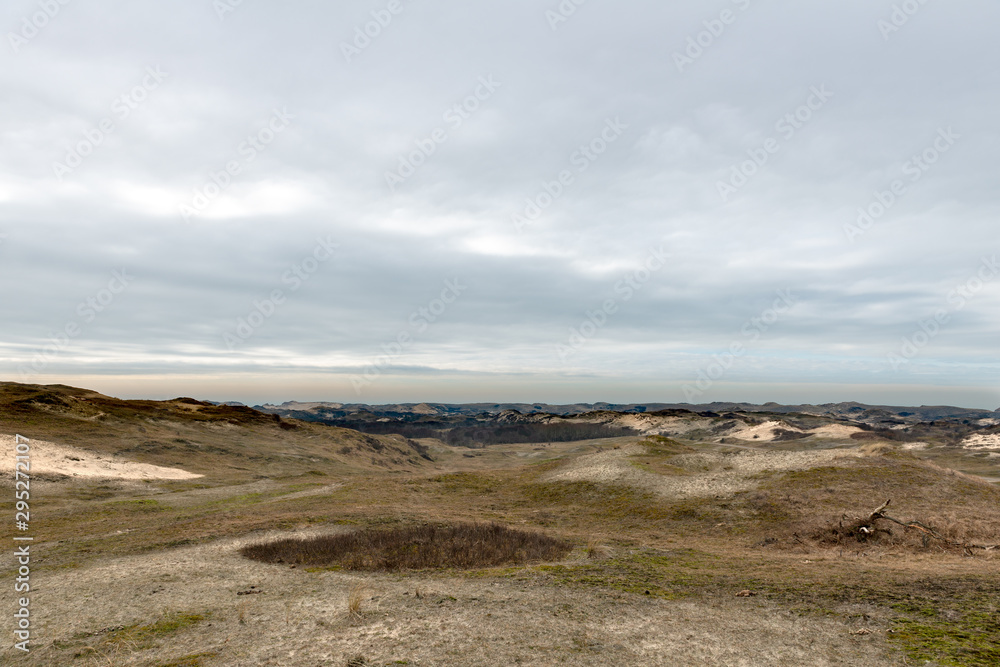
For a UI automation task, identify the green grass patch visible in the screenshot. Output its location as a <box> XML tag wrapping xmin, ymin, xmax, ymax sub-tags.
<box><xmin>156</xmin><ymin>651</ymin><xmax>219</xmax><ymax>667</ymax></box>
<box><xmin>642</xmin><ymin>435</ymin><xmax>696</xmax><ymax>456</ymax></box>
<box><xmin>111</xmin><ymin>612</ymin><xmax>208</xmax><ymax>645</ymax></box>
<box><xmin>521</xmin><ymin>481</ymin><xmax>673</xmax><ymax>523</ymax></box>
<box><xmin>64</xmin><ymin>612</ymin><xmax>211</xmax><ymax>660</ymax></box>
<box><xmin>889</xmin><ymin>598</ymin><xmax>1000</xmax><ymax>666</ymax></box>
<box><xmin>536</xmin><ymin>549</ymin><xmax>723</xmax><ymax>599</ymax></box>
<box><xmin>426</xmin><ymin>472</ymin><xmax>501</xmax><ymax>494</ymax></box>
<box><xmin>106</xmin><ymin>498</ymin><xmax>164</xmax><ymax>512</ymax></box>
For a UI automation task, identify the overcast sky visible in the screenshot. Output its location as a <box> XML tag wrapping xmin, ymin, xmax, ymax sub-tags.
<box><xmin>2</xmin><ymin>0</ymin><xmax>998</xmax><ymax>408</ymax></box>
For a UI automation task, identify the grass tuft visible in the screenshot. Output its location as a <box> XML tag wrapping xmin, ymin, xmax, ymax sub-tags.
<box><xmin>347</xmin><ymin>582</ymin><xmax>369</xmax><ymax>618</ymax></box>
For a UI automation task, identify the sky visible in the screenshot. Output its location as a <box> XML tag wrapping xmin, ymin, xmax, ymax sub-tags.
<box><xmin>1</xmin><ymin>0</ymin><xmax>998</xmax><ymax>409</ymax></box>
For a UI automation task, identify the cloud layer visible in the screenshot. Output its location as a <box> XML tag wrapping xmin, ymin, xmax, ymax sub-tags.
<box><xmin>2</xmin><ymin>0</ymin><xmax>998</xmax><ymax>407</ymax></box>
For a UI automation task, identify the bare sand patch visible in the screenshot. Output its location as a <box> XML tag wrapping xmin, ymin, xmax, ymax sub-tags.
<box><xmin>0</xmin><ymin>433</ymin><xmax>202</xmax><ymax>480</ymax></box>
<box><xmin>723</xmin><ymin>420</ymin><xmax>804</xmax><ymax>442</ymax></box>
<box><xmin>900</xmin><ymin>442</ymin><xmax>930</xmax><ymax>451</ymax></box>
<box><xmin>807</xmin><ymin>424</ymin><xmax>864</xmax><ymax>439</ymax></box>
<box><xmin>961</xmin><ymin>433</ymin><xmax>1000</xmax><ymax>451</ymax></box>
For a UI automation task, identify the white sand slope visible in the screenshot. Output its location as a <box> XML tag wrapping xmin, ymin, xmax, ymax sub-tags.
<box><xmin>961</xmin><ymin>433</ymin><xmax>1000</xmax><ymax>451</ymax></box>
<box><xmin>0</xmin><ymin>434</ymin><xmax>202</xmax><ymax>480</ymax></box>
<box><xmin>725</xmin><ymin>420</ymin><xmax>803</xmax><ymax>442</ymax></box>
<box><xmin>806</xmin><ymin>424</ymin><xmax>864</xmax><ymax>439</ymax></box>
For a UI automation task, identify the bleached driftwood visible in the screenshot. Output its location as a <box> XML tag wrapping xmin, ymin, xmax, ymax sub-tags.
<box><xmin>862</xmin><ymin>498</ymin><xmax>999</xmax><ymax>554</ymax></box>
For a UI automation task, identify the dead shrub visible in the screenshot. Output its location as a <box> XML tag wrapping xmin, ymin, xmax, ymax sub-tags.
<box><xmin>240</xmin><ymin>522</ymin><xmax>572</xmax><ymax>571</ymax></box>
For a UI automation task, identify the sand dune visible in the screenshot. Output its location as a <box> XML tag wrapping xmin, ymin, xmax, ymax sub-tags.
<box><xmin>0</xmin><ymin>433</ymin><xmax>202</xmax><ymax>480</ymax></box>
<box><xmin>961</xmin><ymin>433</ymin><xmax>1000</xmax><ymax>451</ymax></box>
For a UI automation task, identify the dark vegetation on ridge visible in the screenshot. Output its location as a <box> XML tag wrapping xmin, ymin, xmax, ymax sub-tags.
<box><xmin>324</xmin><ymin>420</ymin><xmax>636</xmax><ymax>447</ymax></box>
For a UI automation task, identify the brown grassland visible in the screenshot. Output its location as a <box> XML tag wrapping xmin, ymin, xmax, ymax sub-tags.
<box><xmin>1</xmin><ymin>383</ymin><xmax>999</xmax><ymax>665</ymax></box>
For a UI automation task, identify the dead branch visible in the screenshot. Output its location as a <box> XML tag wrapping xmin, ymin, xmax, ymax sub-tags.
<box><xmin>863</xmin><ymin>498</ymin><xmax>1000</xmax><ymax>553</ymax></box>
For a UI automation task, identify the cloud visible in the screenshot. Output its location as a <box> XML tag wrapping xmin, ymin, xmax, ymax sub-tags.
<box><xmin>2</xmin><ymin>0</ymin><xmax>999</xmax><ymax>408</ymax></box>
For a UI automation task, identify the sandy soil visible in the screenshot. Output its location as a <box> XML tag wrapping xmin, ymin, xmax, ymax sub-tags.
<box><xmin>0</xmin><ymin>434</ymin><xmax>202</xmax><ymax>480</ymax></box>
<box><xmin>722</xmin><ymin>421</ymin><xmax>801</xmax><ymax>442</ymax></box>
<box><xmin>806</xmin><ymin>424</ymin><xmax>863</xmax><ymax>439</ymax></box>
<box><xmin>9</xmin><ymin>528</ymin><xmax>902</xmax><ymax>667</ymax></box>
<box><xmin>544</xmin><ymin>444</ymin><xmax>860</xmax><ymax>500</ymax></box>
<box><xmin>961</xmin><ymin>433</ymin><xmax>1000</xmax><ymax>451</ymax></box>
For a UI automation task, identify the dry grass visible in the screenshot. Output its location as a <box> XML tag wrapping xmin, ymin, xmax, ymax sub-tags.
<box><xmin>8</xmin><ymin>385</ymin><xmax>1000</xmax><ymax>666</ymax></box>
<box><xmin>756</xmin><ymin>455</ymin><xmax>1000</xmax><ymax>553</ymax></box>
<box><xmin>585</xmin><ymin>538</ymin><xmax>609</xmax><ymax>560</ymax></box>
<box><xmin>347</xmin><ymin>582</ymin><xmax>368</xmax><ymax>618</ymax></box>
<box><xmin>240</xmin><ymin>522</ymin><xmax>572</xmax><ymax>571</ymax></box>
<box><xmin>237</xmin><ymin>598</ymin><xmax>252</xmax><ymax>625</ymax></box>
